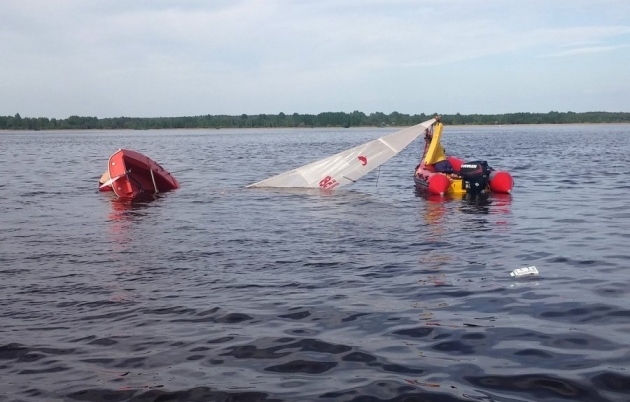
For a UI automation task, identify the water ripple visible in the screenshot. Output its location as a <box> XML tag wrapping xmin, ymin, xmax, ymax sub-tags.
<box><xmin>2</xmin><ymin>126</ymin><xmax>630</xmax><ymax>401</ymax></box>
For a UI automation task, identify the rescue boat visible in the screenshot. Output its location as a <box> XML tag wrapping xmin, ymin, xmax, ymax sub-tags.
<box><xmin>413</xmin><ymin>119</ymin><xmax>513</xmax><ymax>196</ymax></box>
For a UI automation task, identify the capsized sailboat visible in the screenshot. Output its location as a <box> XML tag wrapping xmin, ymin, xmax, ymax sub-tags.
<box><xmin>413</xmin><ymin>118</ymin><xmax>513</xmax><ymax>196</ymax></box>
<box><xmin>247</xmin><ymin>118</ymin><xmax>437</xmax><ymax>189</ymax></box>
<box><xmin>98</xmin><ymin>149</ymin><xmax>180</xmax><ymax>199</ymax></box>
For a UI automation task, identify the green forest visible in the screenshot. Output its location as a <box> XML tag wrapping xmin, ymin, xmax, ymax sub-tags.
<box><xmin>1</xmin><ymin>111</ymin><xmax>629</xmax><ymax>131</ymax></box>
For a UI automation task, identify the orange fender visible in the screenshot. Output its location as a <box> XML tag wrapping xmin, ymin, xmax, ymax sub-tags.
<box><xmin>489</xmin><ymin>171</ymin><xmax>513</xmax><ymax>194</ymax></box>
<box><xmin>428</xmin><ymin>174</ymin><xmax>451</xmax><ymax>196</ymax></box>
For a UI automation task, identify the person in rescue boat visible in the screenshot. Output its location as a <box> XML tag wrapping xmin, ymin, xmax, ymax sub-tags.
<box><xmin>423</xmin><ymin>128</ymin><xmax>455</xmax><ymax>174</ymax></box>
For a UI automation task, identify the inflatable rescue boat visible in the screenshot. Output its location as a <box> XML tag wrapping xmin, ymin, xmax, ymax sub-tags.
<box><xmin>413</xmin><ymin>119</ymin><xmax>513</xmax><ymax>196</ymax></box>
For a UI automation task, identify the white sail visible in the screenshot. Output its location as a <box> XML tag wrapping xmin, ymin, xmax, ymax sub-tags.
<box><xmin>247</xmin><ymin>118</ymin><xmax>437</xmax><ymax>189</ymax></box>
<box><xmin>99</xmin><ymin>173</ymin><xmax>125</xmax><ymax>189</ymax></box>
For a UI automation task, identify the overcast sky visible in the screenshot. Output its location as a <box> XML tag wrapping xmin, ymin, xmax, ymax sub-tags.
<box><xmin>2</xmin><ymin>0</ymin><xmax>629</xmax><ymax>118</ymax></box>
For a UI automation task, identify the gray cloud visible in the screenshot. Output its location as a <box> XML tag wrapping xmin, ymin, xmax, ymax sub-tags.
<box><xmin>1</xmin><ymin>0</ymin><xmax>629</xmax><ymax>118</ymax></box>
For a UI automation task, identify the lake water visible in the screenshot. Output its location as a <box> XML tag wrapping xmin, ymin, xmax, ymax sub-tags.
<box><xmin>1</xmin><ymin>124</ymin><xmax>629</xmax><ymax>401</ymax></box>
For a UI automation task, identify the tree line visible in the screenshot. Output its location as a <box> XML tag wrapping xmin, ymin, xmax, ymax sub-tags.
<box><xmin>1</xmin><ymin>111</ymin><xmax>629</xmax><ymax>131</ymax></box>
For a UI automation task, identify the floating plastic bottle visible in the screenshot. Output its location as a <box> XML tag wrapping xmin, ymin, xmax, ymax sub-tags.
<box><xmin>510</xmin><ymin>266</ymin><xmax>539</xmax><ymax>278</ymax></box>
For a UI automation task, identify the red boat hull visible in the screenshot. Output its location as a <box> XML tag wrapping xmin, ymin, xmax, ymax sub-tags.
<box><xmin>100</xmin><ymin>149</ymin><xmax>179</xmax><ymax>199</ymax></box>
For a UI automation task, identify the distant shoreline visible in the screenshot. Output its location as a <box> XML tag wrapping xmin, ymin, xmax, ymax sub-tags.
<box><xmin>2</xmin><ymin>111</ymin><xmax>629</xmax><ymax>131</ymax></box>
<box><xmin>3</xmin><ymin>122</ymin><xmax>630</xmax><ymax>133</ymax></box>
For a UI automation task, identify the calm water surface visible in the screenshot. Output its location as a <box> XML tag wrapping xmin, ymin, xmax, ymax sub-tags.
<box><xmin>1</xmin><ymin>125</ymin><xmax>630</xmax><ymax>401</ymax></box>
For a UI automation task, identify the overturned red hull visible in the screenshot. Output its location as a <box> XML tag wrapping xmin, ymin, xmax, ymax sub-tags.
<box><xmin>99</xmin><ymin>149</ymin><xmax>179</xmax><ymax>199</ymax></box>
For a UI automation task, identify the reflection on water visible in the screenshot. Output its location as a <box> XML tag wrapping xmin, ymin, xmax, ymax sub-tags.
<box><xmin>107</xmin><ymin>195</ymin><xmax>156</xmax><ymax>222</ymax></box>
<box><xmin>106</xmin><ymin>196</ymin><xmax>161</xmax><ymax>253</ymax></box>
<box><xmin>421</xmin><ymin>194</ymin><xmax>448</xmax><ymax>226</ymax></box>
<box><xmin>459</xmin><ymin>192</ymin><xmax>491</xmax><ymax>213</ymax></box>
<box><xmin>415</xmin><ymin>191</ymin><xmax>512</xmax><ymax>223</ymax></box>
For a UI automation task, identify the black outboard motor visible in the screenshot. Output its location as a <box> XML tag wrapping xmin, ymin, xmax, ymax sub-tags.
<box><xmin>459</xmin><ymin>160</ymin><xmax>491</xmax><ymax>194</ymax></box>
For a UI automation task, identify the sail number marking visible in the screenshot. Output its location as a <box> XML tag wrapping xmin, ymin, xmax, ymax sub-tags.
<box><xmin>319</xmin><ymin>175</ymin><xmax>340</xmax><ymax>190</ymax></box>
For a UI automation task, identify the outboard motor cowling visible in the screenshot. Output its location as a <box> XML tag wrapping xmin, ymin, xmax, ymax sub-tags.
<box><xmin>460</xmin><ymin>160</ymin><xmax>491</xmax><ymax>194</ymax></box>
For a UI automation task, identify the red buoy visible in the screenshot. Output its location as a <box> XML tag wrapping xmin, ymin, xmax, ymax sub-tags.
<box><xmin>428</xmin><ymin>174</ymin><xmax>451</xmax><ymax>195</ymax></box>
<box><xmin>489</xmin><ymin>171</ymin><xmax>514</xmax><ymax>194</ymax></box>
<box><xmin>447</xmin><ymin>156</ymin><xmax>464</xmax><ymax>172</ymax></box>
